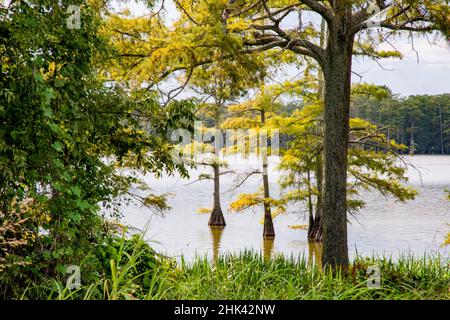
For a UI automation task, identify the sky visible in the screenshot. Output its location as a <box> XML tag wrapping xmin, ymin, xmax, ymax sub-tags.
<box><xmin>352</xmin><ymin>37</ymin><xmax>450</xmax><ymax>96</ymax></box>
<box><xmin>113</xmin><ymin>0</ymin><xmax>450</xmax><ymax>97</ymax></box>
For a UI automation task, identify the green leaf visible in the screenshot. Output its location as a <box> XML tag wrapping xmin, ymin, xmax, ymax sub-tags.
<box><xmin>76</xmin><ymin>199</ymin><xmax>91</xmax><ymax>211</ymax></box>
<box><xmin>42</xmin><ymin>106</ymin><xmax>53</xmax><ymax>118</ymax></box>
<box><xmin>52</xmin><ymin>141</ymin><xmax>64</xmax><ymax>153</ymax></box>
<box><xmin>70</xmin><ymin>212</ymin><xmax>82</xmax><ymax>223</ymax></box>
<box><xmin>49</xmin><ymin>123</ymin><xmax>61</xmax><ymax>133</ymax></box>
<box><xmin>71</xmin><ymin>185</ymin><xmax>81</xmax><ymax>198</ymax></box>
<box><xmin>43</xmin><ymin>251</ymin><xmax>51</xmax><ymax>260</ymax></box>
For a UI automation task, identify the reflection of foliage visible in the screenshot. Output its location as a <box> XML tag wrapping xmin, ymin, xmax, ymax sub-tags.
<box><xmin>196</xmin><ymin>207</ymin><xmax>211</xmax><ymax>214</ymax></box>
<box><xmin>288</xmin><ymin>225</ymin><xmax>308</xmax><ymax>230</ymax></box>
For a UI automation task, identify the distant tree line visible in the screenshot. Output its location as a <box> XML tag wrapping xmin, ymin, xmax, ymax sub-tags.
<box><xmin>351</xmin><ymin>92</ymin><xmax>450</xmax><ymax>155</ymax></box>
<box><xmin>207</xmin><ymin>92</ymin><xmax>450</xmax><ymax>156</ymax></box>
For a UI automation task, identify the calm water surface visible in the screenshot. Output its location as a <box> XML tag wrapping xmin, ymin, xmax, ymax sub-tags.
<box><xmin>122</xmin><ymin>155</ymin><xmax>450</xmax><ymax>263</ymax></box>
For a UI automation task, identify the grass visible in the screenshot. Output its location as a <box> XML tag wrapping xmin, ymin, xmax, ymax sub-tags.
<box><xmin>34</xmin><ymin>239</ymin><xmax>449</xmax><ymax>300</ymax></box>
<box><xmin>144</xmin><ymin>252</ymin><xmax>449</xmax><ymax>300</ymax></box>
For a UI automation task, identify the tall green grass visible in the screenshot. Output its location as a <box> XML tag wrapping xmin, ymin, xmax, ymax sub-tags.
<box><xmin>144</xmin><ymin>252</ymin><xmax>448</xmax><ymax>300</ymax></box>
<box><xmin>33</xmin><ymin>242</ymin><xmax>449</xmax><ymax>300</ymax></box>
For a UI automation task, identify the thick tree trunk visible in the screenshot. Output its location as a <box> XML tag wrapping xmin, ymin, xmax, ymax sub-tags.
<box><xmin>208</xmin><ymin>162</ymin><xmax>226</xmax><ymax>226</ymax></box>
<box><xmin>321</xmin><ymin>34</ymin><xmax>353</xmax><ymax>269</ymax></box>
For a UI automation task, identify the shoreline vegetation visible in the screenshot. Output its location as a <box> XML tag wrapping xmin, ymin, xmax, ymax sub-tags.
<box><xmin>16</xmin><ymin>234</ymin><xmax>450</xmax><ymax>300</ymax></box>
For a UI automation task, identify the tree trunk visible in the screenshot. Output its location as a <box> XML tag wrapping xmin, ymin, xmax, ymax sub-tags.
<box><xmin>307</xmin><ymin>168</ymin><xmax>315</xmax><ymax>239</ymax></box>
<box><xmin>312</xmin><ymin>153</ymin><xmax>323</xmax><ymax>242</ymax></box>
<box><xmin>262</xmin><ymin>149</ymin><xmax>275</xmax><ymax>238</ymax></box>
<box><xmin>401</xmin><ymin>118</ymin><xmax>405</xmax><ymax>152</ymax></box>
<box><xmin>396</xmin><ymin>126</ymin><xmax>400</xmax><ymax>146</ymax></box>
<box><xmin>305</xmin><ymin>142</ymin><xmax>314</xmax><ymax>239</ymax></box>
<box><xmin>409</xmin><ymin>121</ymin><xmax>415</xmax><ymax>155</ymax></box>
<box><xmin>261</xmin><ymin>111</ymin><xmax>275</xmax><ymax>238</ymax></box>
<box><xmin>307</xmin><ymin>160</ymin><xmax>323</xmax><ymax>241</ymax></box>
<box><xmin>439</xmin><ymin>104</ymin><xmax>445</xmax><ymax>154</ymax></box>
<box><xmin>321</xmin><ymin>33</ymin><xmax>353</xmax><ymax>269</ymax></box>
<box><xmin>208</xmin><ymin>162</ymin><xmax>226</xmax><ymax>226</ymax></box>
<box><xmin>309</xmin><ymin>17</ymin><xmax>326</xmax><ymax>244</ymax></box>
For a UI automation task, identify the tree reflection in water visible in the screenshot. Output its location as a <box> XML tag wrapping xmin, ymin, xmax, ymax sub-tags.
<box><xmin>210</xmin><ymin>226</ymin><xmax>224</xmax><ymax>263</ymax></box>
<box><xmin>308</xmin><ymin>241</ymin><xmax>323</xmax><ymax>269</ymax></box>
<box><xmin>263</xmin><ymin>238</ymin><xmax>275</xmax><ymax>263</ymax></box>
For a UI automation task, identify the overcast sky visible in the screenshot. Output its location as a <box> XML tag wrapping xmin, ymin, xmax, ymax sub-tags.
<box><xmin>352</xmin><ymin>37</ymin><xmax>450</xmax><ymax>96</ymax></box>
<box><xmin>115</xmin><ymin>0</ymin><xmax>450</xmax><ymax>97</ymax></box>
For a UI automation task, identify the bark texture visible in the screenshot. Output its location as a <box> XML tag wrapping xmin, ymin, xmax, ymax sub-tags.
<box><xmin>311</xmin><ymin>154</ymin><xmax>323</xmax><ymax>242</ymax></box>
<box><xmin>321</xmin><ymin>30</ymin><xmax>354</xmax><ymax>269</ymax></box>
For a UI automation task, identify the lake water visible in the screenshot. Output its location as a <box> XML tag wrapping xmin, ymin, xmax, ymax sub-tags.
<box><xmin>122</xmin><ymin>155</ymin><xmax>450</xmax><ymax>264</ymax></box>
